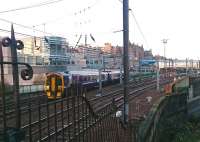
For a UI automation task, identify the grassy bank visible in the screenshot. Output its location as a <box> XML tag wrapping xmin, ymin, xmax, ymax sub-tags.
<box><xmin>172</xmin><ymin>116</ymin><xmax>200</xmax><ymax>142</ymax></box>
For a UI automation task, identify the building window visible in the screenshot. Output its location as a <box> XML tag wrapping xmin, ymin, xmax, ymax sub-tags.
<box><xmin>94</xmin><ymin>60</ymin><xmax>98</xmax><ymax>64</ymax></box>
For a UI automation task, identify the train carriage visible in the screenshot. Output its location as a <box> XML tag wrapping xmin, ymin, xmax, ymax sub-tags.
<box><xmin>44</xmin><ymin>70</ymin><xmax>121</xmax><ymax>99</ymax></box>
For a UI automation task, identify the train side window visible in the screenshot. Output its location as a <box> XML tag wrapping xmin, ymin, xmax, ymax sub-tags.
<box><xmin>79</xmin><ymin>76</ymin><xmax>83</xmax><ymax>82</ymax></box>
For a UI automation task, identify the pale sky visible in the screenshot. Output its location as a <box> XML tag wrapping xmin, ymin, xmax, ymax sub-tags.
<box><xmin>0</xmin><ymin>0</ymin><xmax>200</xmax><ymax>59</ymax></box>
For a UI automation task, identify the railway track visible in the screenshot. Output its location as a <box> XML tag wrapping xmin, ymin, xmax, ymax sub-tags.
<box><xmin>0</xmin><ymin>77</ymin><xmax>173</xmax><ymax>141</ymax></box>
<box><xmin>93</xmin><ymin>78</ymin><xmax>172</xmax><ymax>112</ymax></box>
<box><xmin>0</xmin><ymin>77</ymin><xmax>155</xmax><ymax>112</ymax></box>
<box><xmin>90</xmin><ymin>79</ymin><xmax>157</xmax><ymax>111</ymax></box>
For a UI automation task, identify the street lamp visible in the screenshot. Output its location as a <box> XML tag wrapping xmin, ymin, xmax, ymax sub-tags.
<box><xmin>156</xmin><ymin>60</ymin><xmax>160</xmax><ymax>91</ymax></box>
<box><xmin>161</xmin><ymin>39</ymin><xmax>169</xmax><ymax>68</ymax></box>
<box><xmin>161</xmin><ymin>39</ymin><xmax>169</xmax><ymax>78</ymax></box>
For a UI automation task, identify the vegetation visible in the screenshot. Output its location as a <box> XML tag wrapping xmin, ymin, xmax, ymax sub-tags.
<box><xmin>158</xmin><ymin>114</ymin><xmax>200</xmax><ymax>142</ymax></box>
<box><xmin>172</xmin><ymin>116</ymin><xmax>200</xmax><ymax>142</ymax></box>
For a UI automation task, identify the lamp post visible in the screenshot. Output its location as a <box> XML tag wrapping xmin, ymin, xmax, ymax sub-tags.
<box><xmin>161</xmin><ymin>39</ymin><xmax>169</xmax><ymax>78</ymax></box>
<box><xmin>161</xmin><ymin>39</ymin><xmax>169</xmax><ymax>68</ymax></box>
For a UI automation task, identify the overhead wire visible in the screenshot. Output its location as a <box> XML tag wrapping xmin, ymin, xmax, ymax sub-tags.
<box><xmin>0</xmin><ymin>0</ymin><xmax>65</xmax><ymax>14</ymax></box>
<box><xmin>0</xmin><ymin>0</ymin><xmax>122</xmax><ymax>60</ymax></box>
<box><xmin>0</xmin><ymin>28</ymin><xmax>37</xmax><ymax>38</ymax></box>
<box><xmin>0</xmin><ymin>0</ymin><xmax>100</xmax><ymax>41</ymax></box>
<box><xmin>114</xmin><ymin>0</ymin><xmax>149</xmax><ymax>48</ymax></box>
<box><xmin>0</xmin><ymin>0</ymin><xmax>124</xmax><ymax>47</ymax></box>
<box><xmin>129</xmin><ymin>9</ymin><xmax>149</xmax><ymax>49</ymax></box>
<box><xmin>0</xmin><ymin>26</ymin><xmax>119</xmax><ymax>41</ymax></box>
<box><xmin>33</xmin><ymin>0</ymin><xmax>99</xmax><ymax>27</ymax></box>
<box><xmin>0</xmin><ymin>17</ymin><xmax>74</xmax><ymax>38</ymax></box>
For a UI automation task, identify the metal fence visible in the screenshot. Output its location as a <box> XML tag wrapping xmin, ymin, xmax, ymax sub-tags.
<box><xmin>0</xmin><ymin>27</ymin><xmax>132</xmax><ymax>142</ymax></box>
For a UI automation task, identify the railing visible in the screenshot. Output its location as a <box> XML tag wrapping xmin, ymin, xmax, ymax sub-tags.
<box><xmin>0</xmin><ymin>25</ymin><xmax>34</xmax><ymax>141</ymax></box>
<box><xmin>0</xmin><ymin>84</ymin><xmax>132</xmax><ymax>142</ymax></box>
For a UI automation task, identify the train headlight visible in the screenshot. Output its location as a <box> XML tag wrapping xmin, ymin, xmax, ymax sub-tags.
<box><xmin>58</xmin><ymin>86</ymin><xmax>62</xmax><ymax>91</ymax></box>
<box><xmin>45</xmin><ymin>86</ymin><xmax>50</xmax><ymax>91</ymax></box>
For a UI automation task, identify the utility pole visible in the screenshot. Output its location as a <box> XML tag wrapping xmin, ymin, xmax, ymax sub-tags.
<box><xmin>186</xmin><ymin>58</ymin><xmax>188</xmax><ymax>75</ymax></box>
<box><xmin>32</xmin><ymin>26</ymin><xmax>35</xmax><ymax>56</ymax></box>
<box><xmin>103</xmin><ymin>55</ymin><xmax>105</xmax><ymax>71</ymax></box>
<box><xmin>85</xmin><ymin>34</ymin><xmax>87</xmax><ymax>46</ymax></box>
<box><xmin>119</xmin><ymin>47</ymin><xmax>123</xmax><ymax>84</ymax></box>
<box><xmin>192</xmin><ymin>60</ymin><xmax>194</xmax><ymax>75</ymax></box>
<box><xmin>120</xmin><ymin>64</ymin><xmax>123</xmax><ymax>84</ymax></box>
<box><xmin>123</xmin><ymin>0</ymin><xmax>129</xmax><ymax>124</ymax></box>
<box><xmin>42</xmin><ymin>24</ymin><xmax>45</xmax><ymax>58</ymax></box>
<box><xmin>156</xmin><ymin>60</ymin><xmax>160</xmax><ymax>91</ymax></box>
<box><xmin>161</xmin><ymin>39</ymin><xmax>168</xmax><ymax>77</ymax></box>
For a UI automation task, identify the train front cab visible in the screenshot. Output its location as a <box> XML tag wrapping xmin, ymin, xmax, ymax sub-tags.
<box><xmin>44</xmin><ymin>73</ymin><xmax>64</xmax><ymax>99</ymax></box>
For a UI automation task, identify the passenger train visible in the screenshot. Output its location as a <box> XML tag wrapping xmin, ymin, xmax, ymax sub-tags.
<box><xmin>44</xmin><ymin>70</ymin><xmax>121</xmax><ymax>99</ymax></box>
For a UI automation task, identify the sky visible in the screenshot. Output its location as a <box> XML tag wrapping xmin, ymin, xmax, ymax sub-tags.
<box><xmin>0</xmin><ymin>0</ymin><xmax>200</xmax><ymax>59</ymax></box>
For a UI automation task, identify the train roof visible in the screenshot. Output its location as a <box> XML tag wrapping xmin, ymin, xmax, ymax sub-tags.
<box><xmin>46</xmin><ymin>69</ymin><xmax>121</xmax><ymax>77</ymax></box>
<box><xmin>70</xmin><ymin>70</ymin><xmax>99</xmax><ymax>76</ymax></box>
<box><xmin>46</xmin><ymin>72</ymin><xmax>70</xmax><ymax>76</ymax></box>
<box><xmin>70</xmin><ymin>70</ymin><xmax>121</xmax><ymax>75</ymax></box>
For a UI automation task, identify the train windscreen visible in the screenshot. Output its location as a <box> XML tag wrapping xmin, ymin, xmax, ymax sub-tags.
<box><xmin>46</xmin><ymin>76</ymin><xmax>51</xmax><ymax>85</ymax></box>
<box><xmin>56</xmin><ymin>77</ymin><xmax>62</xmax><ymax>86</ymax></box>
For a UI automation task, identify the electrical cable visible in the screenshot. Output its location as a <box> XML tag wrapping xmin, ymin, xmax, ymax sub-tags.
<box><xmin>129</xmin><ymin>9</ymin><xmax>149</xmax><ymax>48</ymax></box>
<box><xmin>0</xmin><ymin>0</ymin><xmax>99</xmax><ymax>38</ymax></box>
<box><xmin>33</xmin><ymin>0</ymin><xmax>99</xmax><ymax>27</ymax></box>
<box><xmin>0</xmin><ymin>0</ymin><xmax>65</xmax><ymax>14</ymax></box>
<box><xmin>0</xmin><ymin>20</ymin><xmax>79</xmax><ymax>41</ymax></box>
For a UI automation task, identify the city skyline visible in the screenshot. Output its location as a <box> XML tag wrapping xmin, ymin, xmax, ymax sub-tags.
<box><xmin>0</xmin><ymin>0</ymin><xmax>200</xmax><ymax>59</ymax></box>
